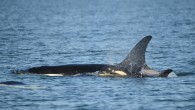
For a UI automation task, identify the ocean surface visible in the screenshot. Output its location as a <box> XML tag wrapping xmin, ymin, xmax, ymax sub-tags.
<box><xmin>0</xmin><ymin>0</ymin><xmax>195</xmax><ymax>110</ymax></box>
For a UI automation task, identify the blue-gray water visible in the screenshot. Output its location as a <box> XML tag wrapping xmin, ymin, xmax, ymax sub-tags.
<box><xmin>0</xmin><ymin>0</ymin><xmax>195</xmax><ymax>110</ymax></box>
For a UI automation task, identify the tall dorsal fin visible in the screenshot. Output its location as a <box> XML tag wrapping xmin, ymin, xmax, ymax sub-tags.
<box><xmin>119</xmin><ymin>36</ymin><xmax>152</xmax><ymax>69</ymax></box>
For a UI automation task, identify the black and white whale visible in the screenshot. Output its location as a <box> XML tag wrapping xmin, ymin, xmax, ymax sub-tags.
<box><xmin>0</xmin><ymin>81</ymin><xmax>26</xmax><ymax>85</ymax></box>
<box><xmin>0</xmin><ymin>81</ymin><xmax>43</xmax><ymax>89</ymax></box>
<box><xmin>16</xmin><ymin>36</ymin><xmax>175</xmax><ymax>77</ymax></box>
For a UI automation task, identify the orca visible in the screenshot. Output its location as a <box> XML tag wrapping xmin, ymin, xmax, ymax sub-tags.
<box><xmin>16</xmin><ymin>36</ymin><xmax>174</xmax><ymax>77</ymax></box>
<box><xmin>0</xmin><ymin>81</ymin><xmax>43</xmax><ymax>89</ymax></box>
<box><xmin>25</xmin><ymin>64</ymin><xmax>110</xmax><ymax>76</ymax></box>
<box><xmin>0</xmin><ymin>81</ymin><xmax>26</xmax><ymax>85</ymax></box>
<box><xmin>98</xmin><ymin>36</ymin><xmax>174</xmax><ymax>77</ymax></box>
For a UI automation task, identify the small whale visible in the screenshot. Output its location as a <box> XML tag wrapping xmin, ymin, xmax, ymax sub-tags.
<box><xmin>16</xmin><ymin>36</ymin><xmax>176</xmax><ymax>77</ymax></box>
<box><xmin>0</xmin><ymin>81</ymin><xmax>26</xmax><ymax>85</ymax></box>
<box><xmin>0</xmin><ymin>81</ymin><xmax>43</xmax><ymax>89</ymax></box>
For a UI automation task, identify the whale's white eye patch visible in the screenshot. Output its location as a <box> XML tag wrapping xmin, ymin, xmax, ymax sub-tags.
<box><xmin>114</xmin><ymin>71</ymin><xmax>127</xmax><ymax>76</ymax></box>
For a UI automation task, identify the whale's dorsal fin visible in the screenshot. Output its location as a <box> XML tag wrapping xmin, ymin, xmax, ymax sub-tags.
<box><xmin>119</xmin><ymin>36</ymin><xmax>152</xmax><ymax>70</ymax></box>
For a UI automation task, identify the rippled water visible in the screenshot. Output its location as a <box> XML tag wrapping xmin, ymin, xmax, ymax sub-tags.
<box><xmin>0</xmin><ymin>0</ymin><xmax>195</xmax><ymax>110</ymax></box>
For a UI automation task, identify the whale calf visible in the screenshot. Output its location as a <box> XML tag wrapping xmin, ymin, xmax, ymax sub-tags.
<box><xmin>0</xmin><ymin>81</ymin><xmax>44</xmax><ymax>89</ymax></box>
<box><xmin>16</xmin><ymin>36</ymin><xmax>174</xmax><ymax>77</ymax></box>
<box><xmin>0</xmin><ymin>81</ymin><xmax>26</xmax><ymax>85</ymax></box>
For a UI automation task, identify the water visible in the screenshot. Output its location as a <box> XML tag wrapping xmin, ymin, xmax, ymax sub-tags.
<box><xmin>0</xmin><ymin>0</ymin><xmax>195</xmax><ymax>109</ymax></box>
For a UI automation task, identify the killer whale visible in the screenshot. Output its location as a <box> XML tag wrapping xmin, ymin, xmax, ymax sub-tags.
<box><xmin>0</xmin><ymin>81</ymin><xmax>26</xmax><ymax>85</ymax></box>
<box><xmin>26</xmin><ymin>64</ymin><xmax>110</xmax><ymax>76</ymax></box>
<box><xmin>98</xmin><ymin>36</ymin><xmax>174</xmax><ymax>77</ymax></box>
<box><xmin>16</xmin><ymin>36</ymin><xmax>174</xmax><ymax>77</ymax></box>
<box><xmin>0</xmin><ymin>81</ymin><xmax>43</xmax><ymax>89</ymax></box>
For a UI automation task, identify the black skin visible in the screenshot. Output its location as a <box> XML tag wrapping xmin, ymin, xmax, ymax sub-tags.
<box><xmin>160</xmin><ymin>69</ymin><xmax>173</xmax><ymax>77</ymax></box>
<box><xmin>0</xmin><ymin>81</ymin><xmax>26</xmax><ymax>85</ymax></box>
<box><xmin>21</xmin><ymin>64</ymin><xmax>110</xmax><ymax>75</ymax></box>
